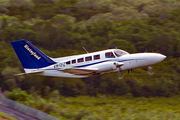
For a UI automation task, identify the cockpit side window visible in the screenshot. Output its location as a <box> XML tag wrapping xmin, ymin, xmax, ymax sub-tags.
<box><xmin>114</xmin><ymin>49</ymin><xmax>129</xmax><ymax>57</ymax></box>
<box><xmin>105</xmin><ymin>52</ymin><xmax>115</xmax><ymax>58</ymax></box>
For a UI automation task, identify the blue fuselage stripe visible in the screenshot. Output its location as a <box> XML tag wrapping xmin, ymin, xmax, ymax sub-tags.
<box><xmin>75</xmin><ymin>59</ymin><xmax>135</xmax><ymax>68</ymax></box>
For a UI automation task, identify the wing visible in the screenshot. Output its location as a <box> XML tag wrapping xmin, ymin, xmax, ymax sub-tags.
<box><xmin>60</xmin><ymin>67</ymin><xmax>99</xmax><ymax>75</ymax></box>
<box><xmin>60</xmin><ymin>61</ymin><xmax>124</xmax><ymax>76</ymax></box>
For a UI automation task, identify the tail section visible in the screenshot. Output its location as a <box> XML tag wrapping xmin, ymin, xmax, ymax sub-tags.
<box><xmin>11</xmin><ymin>40</ymin><xmax>56</xmax><ymax>69</ymax></box>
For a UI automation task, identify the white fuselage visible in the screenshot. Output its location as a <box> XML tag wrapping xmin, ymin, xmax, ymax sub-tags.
<box><xmin>24</xmin><ymin>49</ymin><xmax>166</xmax><ymax>78</ymax></box>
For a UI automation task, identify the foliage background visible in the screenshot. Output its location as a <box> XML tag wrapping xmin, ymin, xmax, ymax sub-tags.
<box><xmin>1</xmin><ymin>0</ymin><xmax>180</xmax><ymax>119</ymax></box>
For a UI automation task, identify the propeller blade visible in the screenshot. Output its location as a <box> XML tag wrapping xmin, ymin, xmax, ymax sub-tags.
<box><xmin>118</xmin><ymin>67</ymin><xmax>125</xmax><ymax>79</ymax></box>
<box><xmin>147</xmin><ymin>66</ymin><xmax>154</xmax><ymax>76</ymax></box>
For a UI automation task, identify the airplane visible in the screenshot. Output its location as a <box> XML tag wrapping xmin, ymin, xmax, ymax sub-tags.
<box><xmin>11</xmin><ymin>39</ymin><xmax>166</xmax><ymax>79</ymax></box>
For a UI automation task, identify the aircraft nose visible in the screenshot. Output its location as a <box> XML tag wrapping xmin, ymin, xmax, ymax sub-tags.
<box><xmin>156</xmin><ymin>54</ymin><xmax>166</xmax><ymax>62</ymax></box>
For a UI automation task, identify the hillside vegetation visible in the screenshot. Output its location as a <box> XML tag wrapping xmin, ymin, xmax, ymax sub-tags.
<box><xmin>6</xmin><ymin>90</ymin><xmax>180</xmax><ymax>120</ymax></box>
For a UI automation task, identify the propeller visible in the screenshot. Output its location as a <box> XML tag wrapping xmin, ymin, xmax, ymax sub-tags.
<box><xmin>147</xmin><ymin>66</ymin><xmax>154</xmax><ymax>76</ymax></box>
<box><xmin>113</xmin><ymin>62</ymin><xmax>125</xmax><ymax>79</ymax></box>
<box><xmin>118</xmin><ymin>67</ymin><xmax>125</xmax><ymax>79</ymax></box>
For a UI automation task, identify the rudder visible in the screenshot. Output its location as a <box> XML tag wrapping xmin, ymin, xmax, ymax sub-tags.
<box><xmin>11</xmin><ymin>40</ymin><xmax>56</xmax><ymax>69</ymax></box>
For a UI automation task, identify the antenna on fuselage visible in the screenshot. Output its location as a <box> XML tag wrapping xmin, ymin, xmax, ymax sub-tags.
<box><xmin>82</xmin><ymin>46</ymin><xmax>89</xmax><ymax>53</ymax></box>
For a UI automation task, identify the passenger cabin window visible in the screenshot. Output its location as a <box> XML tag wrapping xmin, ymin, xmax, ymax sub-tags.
<box><xmin>105</xmin><ymin>52</ymin><xmax>115</xmax><ymax>58</ymax></box>
<box><xmin>78</xmin><ymin>58</ymin><xmax>84</xmax><ymax>63</ymax></box>
<box><xmin>72</xmin><ymin>59</ymin><xmax>76</xmax><ymax>64</ymax></box>
<box><xmin>85</xmin><ymin>56</ymin><xmax>92</xmax><ymax>61</ymax></box>
<box><xmin>66</xmin><ymin>61</ymin><xmax>70</xmax><ymax>65</ymax></box>
<box><xmin>94</xmin><ymin>54</ymin><xmax>100</xmax><ymax>60</ymax></box>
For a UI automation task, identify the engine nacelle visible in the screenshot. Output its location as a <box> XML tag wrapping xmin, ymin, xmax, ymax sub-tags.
<box><xmin>89</xmin><ymin>61</ymin><xmax>124</xmax><ymax>72</ymax></box>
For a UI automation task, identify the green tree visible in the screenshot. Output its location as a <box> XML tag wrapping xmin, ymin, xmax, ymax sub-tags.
<box><xmin>7</xmin><ymin>88</ymin><xmax>33</xmax><ymax>101</ymax></box>
<box><xmin>1</xmin><ymin>66</ymin><xmax>24</xmax><ymax>90</ymax></box>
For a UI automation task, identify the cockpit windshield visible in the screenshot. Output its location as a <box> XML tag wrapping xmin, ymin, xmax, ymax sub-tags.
<box><xmin>114</xmin><ymin>49</ymin><xmax>129</xmax><ymax>57</ymax></box>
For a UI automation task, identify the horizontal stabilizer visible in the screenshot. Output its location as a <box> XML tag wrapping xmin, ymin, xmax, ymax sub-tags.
<box><xmin>15</xmin><ymin>70</ymin><xmax>44</xmax><ymax>76</ymax></box>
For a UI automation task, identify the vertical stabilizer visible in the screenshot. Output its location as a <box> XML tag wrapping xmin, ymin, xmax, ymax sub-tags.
<box><xmin>11</xmin><ymin>40</ymin><xmax>56</xmax><ymax>69</ymax></box>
